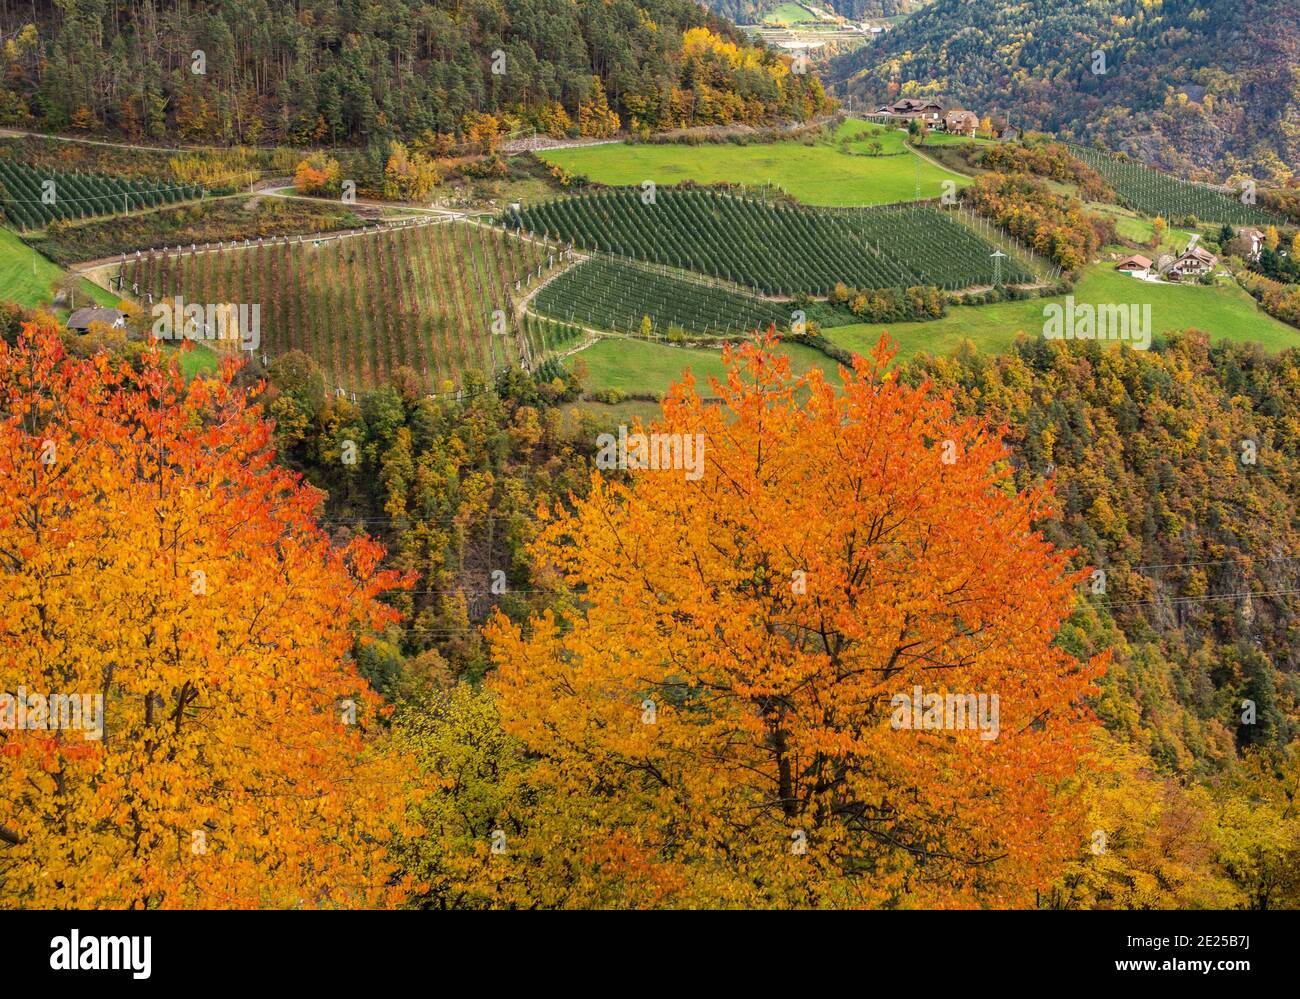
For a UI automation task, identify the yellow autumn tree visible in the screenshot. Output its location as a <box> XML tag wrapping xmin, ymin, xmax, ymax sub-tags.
<box><xmin>682</xmin><ymin>26</ymin><xmax>758</xmax><ymax>70</ymax></box>
<box><xmin>487</xmin><ymin>333</ymin><xmax>1107</xmax><ymax>908</ymax></box>
<box><xmin>0</xmin><ymin>329</ymin><xmax>415</xmax><ymax>908</ymax></box>
<box><xmin>462</xmin><ymin>111</ymin><xmax>502</xmax><ymax>155</ymax></box>
<box><xmin>1152</xmin><ymin>216</ymin><xmax>1168</xmax><ymax>248</ymax></box>
<box><xmin>533</xmin><ymin>100</ymin><xmax>574</xmax><ymax>138</ymax></box>
<box><xmin>69</xmin><ymin>106</ymin><xmax>97</xmax><ymax>130</ymax></box>
<box><xmin>578</xmin><ymin>78</ymin><xmax>620</xmax><ymax>138</ymax></box>
<box><xmin>1214</xmin><ymin>747</ymin><xmax>1300</xmax><ymax>910</ymax></box>
<box><xmin>1044</xmin><ymin>736</ymin><xmax>1240</xmax><ymax>909</ymax></box>
<box><xmin>383</xmin><ymin>140</ymin><xmax>441</xmax><ymax>201</ymax></box>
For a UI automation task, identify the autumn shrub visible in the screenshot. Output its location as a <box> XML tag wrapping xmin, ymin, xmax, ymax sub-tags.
<box><xmin>294</xmin><ymin>153</ymin><xmax>342</xmax><ymax>196</ymax></box>
<box><xmin>977</xmin><ymin>142</ymin><xmax>1114</xmax><ymax>201</ymax></box>
<box><xmin>966</xmin><ymin>172</ymin><xmax>1113</xmax><ymax>274</ymax></box>
<box><xmin>1238</xmin><ymin>271</ymin><xmax>1300</xmax><ymax>327</ymax></box>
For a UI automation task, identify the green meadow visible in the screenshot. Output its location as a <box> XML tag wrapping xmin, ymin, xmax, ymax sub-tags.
<box><xmin>571</xmin><ymin>264</ymin><xmax>1296</xmax><ymax>396</ymax></box>
<box><xmin>824</xmin><ymin>265</ymin><xmax>1297</xmax><ymax>361</ymax></box>
<box><xmin>2</xmin><ymin>225</ymin><xmax>222</xmax><ymax>378</ymax></box>
<box><xmin>574</xmin><ymin>336</ymin><xmax>840</xmax><ymax>396</ymax></box>
<box><xmin>763</xmin><ymin>2</ymin><xmax>820</xmax><ymax>24</ymax></box>
<box><xmin>537</xmin><ymin>121</ymin><xmax>969</xmax><ymax>206</ymax></box>
<box><xmin>1</xmin><ymin>226</ymin><xmax>66</xmax><ymax>308</ymax></box>
<box><xmin>915</xmin><ymin>130</ymin><xmax>994</xmax><ymax>148</ymax></box>
<box><xmin>0</xmin><ymin>226</ymin><xmax>119</xmax><ymax>313</ymax></box>
<box><xmin>1089</xmin><ymin>203</ymin><xmax>1200</xmax><ymax>254</ymax></box>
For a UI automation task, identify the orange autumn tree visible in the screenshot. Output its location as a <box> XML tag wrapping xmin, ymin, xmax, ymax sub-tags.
<box><xmin>293</xmin><ymin>153</ymin><xmax>340</xmax><ymax>196</ymax></box>
<box><xmin>488</xmin><ymin>332</ymin><xmax>1106</xmax><ymax>907</ymax></box>
<box><xmin>0</xmin><ymin>328</ymin><xmax>413</xmax><ymax>908</ymax></box>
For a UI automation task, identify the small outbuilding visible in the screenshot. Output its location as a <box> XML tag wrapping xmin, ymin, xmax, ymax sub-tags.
<box><xmin>66</xmin><ymin>307</ymin><xmax>127</xmax><ymax>333</ymax></box>
<box><xmin>1115</xmin><ymin>253</ymin><xmax>1153</xmax><ymax>277</ymax></box>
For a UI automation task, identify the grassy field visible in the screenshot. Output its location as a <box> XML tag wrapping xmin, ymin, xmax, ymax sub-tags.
<box><xmin>1089</xmin><ymin>203</ymin><xmax>1200</xmax><ymax>254</ymax></box>
<box><xmin>428</xmin><ymin>154</ymin><xmax>560</xmax><ymax>212</ymax></box>
<box><xmin>763</xmin><ymin>2</ymin><xmax>820</xmax><ymax>24</ymax></box>
<box><xmin>0</xmin><ymin>226</ymin><xmax>118</xmax><ymax>312</ymax></box>
<box><xmin>3</xmin><ymin>223</ymin><xmax>218</xmax><ymax>379</ymax></box>
<box><xmin>174</xmin><ymin>342</ymin><xmax>220</xmax><ymax>378</ymax></box>
<box><xmin>836</xmin><ymin>120</ymin><xmax>912</xmax><ymax>155</ymax></box>
<box><xmin>0</xmin><ymin>226</ymin><xmax>63</xmax><ymax>305</ymax></box>
<box><xmin>573</xmin><ymin>335</ymin><xmax>842</xmax><ymax>396</ymax></box>
<box><xmin>574</xmin><ymin>397</ymin><xmax>667</xmax><ymax>427</ymax></box>
<box><xmin>918</xmin><ymin>130</ymin><xmax>995</xmax><ymax>148</ymax></box>
<box><xmin>824</xmin><ymin>265</ymin><xmax>1297</xmax><ymax>361</ymax></box>
<box><xmin>537</xmin><ymin>121</ymin><xmax>969</xmax><ymax>206</ymax></box>
<box><xmin>573</xmin><ymin>264</ymin><xmax>1297</xmax><ymax>396</ymax></box>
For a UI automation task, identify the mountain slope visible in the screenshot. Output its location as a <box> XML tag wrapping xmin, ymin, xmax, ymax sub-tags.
<box><xmin>829</xmin><ymin>0</ymin><xmax>1300</xmax><ymax>183</ymax></box>
<box><xmin>0</xmin><ymin>0</ymin><xmax>830</xmax><ymax>145</ymax></box>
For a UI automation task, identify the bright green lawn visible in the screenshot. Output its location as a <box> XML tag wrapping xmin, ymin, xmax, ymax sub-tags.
<box><xmin>0</xmin><ymin>226</ymin><xmax>64</xmax><ymax>307</ymax></box>
<box><xmin>1</xmin><ymin>226</ymin><xmax>119</xmax><ymax>312</ymax></box>
<box><xmin>917</xmin><ymin>131</ymin><xmax>995</xmax><ymax>148</ymax></box>
<box><xmin>175</xmin><ymin>343</ymin><xmax>220</xmax><ymax>378</ymax></box>
<box><xmin>575</xmin><ymin>266</ymin><xmax>1298</xmax><ymax>395</ymax></box>
<box><xmin>836</xmin><ymin>120</ymin><xmax>911</xmax><ymax>155</ymax></box>
<box><xmin>1090</xmin><ymin>203</ymin><xmax>1199</xmax><ymax>253</ymax></box>
<box><xmin>824</xmin><ymin>265</ymin><xmax>1298</xmax><ymax>361</ymax></box>
<box><xmin>574</xmin><ymin>336</ymin><xmax>841</xmax><ymax>396</ymax></box>
<box><xmin>538</xmin><ymin>122</ymin><xmax>970</xmax><ymax>206</ymax></box>
<box><xmin>3</xmin><ymin>225</ymin><xmax>218</xmax><ymax>378</ymax></box>
<box><xmin>763</xmin><ymin>2</ymin><xmax>819</xmax><ymax>24</ymax></box>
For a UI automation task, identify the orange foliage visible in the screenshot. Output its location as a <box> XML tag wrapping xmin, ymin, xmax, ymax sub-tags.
<box><xmin>294</xmin><ymin>162</ymin><xmax>328</xmax><ymax>194</ymax></box>
<box><xmin>0</xmin><ymin>328</ymin><xmax>415</xmax><ymax>908</ymax></box>
<box><xmin>488</xmin><ymin>332</ymin><xmax>1106</xmax><ymax>907</ymax></box>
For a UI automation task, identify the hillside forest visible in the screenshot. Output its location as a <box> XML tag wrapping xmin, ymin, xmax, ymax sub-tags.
<box><xmin>0</xmin><ymin>0</ymin><xmax>832</xmax><ymax>146</ymax></box>
<box><xmin>830</xmin><ymin>0</ymin><xmax>1300</xmax><ymax>184</ymax></box>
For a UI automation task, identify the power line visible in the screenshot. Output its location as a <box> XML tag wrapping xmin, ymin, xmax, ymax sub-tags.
<box><xmin>0</xmin><ymin>187</ymin><xmax>206</xmax><ymax>206</ymax></box>
<box><xmin>1092</xmin><ymin>585</ymin><xmax>1300</xmax><ymax>610</ymax></box>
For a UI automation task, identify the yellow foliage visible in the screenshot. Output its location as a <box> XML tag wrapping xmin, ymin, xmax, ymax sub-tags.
<box><xmin>0</xmin><ymin>328</ymin><xmax>416</xmax><ymax>908</ymax></box>
<box><xmin>487</xmin><ymin>333</ymin><xmax>1106</xmax><ymax>907</ymax></box>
